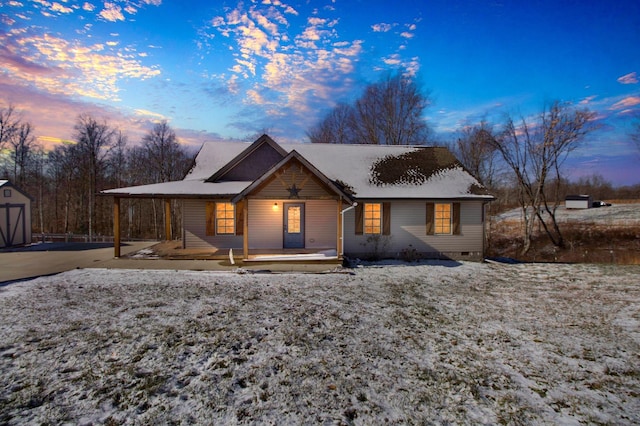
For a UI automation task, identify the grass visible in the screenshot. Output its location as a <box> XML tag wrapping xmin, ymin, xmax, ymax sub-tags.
<box><xmin>488</xmin><ymin>202</ymin><xmax>640</xmax><ymax>264</ymax></box>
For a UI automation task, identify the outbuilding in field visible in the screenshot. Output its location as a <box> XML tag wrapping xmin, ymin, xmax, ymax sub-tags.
<box><xmin>0</xmin><ymin>180</ymin><xmax>32</xmax><ymax>248</ymax></box>
<box><xmin>565</xmin><ymin>194</ymin><xmax>592</xmax><ymax>209</ymax></box>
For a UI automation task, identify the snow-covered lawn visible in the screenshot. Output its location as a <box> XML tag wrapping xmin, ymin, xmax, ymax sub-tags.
<box><xmin>495</xmin><ymin>203</ymin><xmax>640</xmax><ymax>226</ymax></box>
<box><xmin>1</xmin><ymin>262</ymin><xmax>639</xmax><ymax>424</ymax></box>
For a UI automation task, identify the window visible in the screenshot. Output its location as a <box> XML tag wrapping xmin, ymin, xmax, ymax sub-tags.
<box><xmin>287</xmin><ymin>205</ymin><xmax>301</xmax><ymax>233</ymax></box>
<box><xmin>364</xmin><ymin>203</ymin><xmax>382</xmax><ymax>234</ymax></box>
<box><xmin>3</xmin><ymin>189</ymin><xmax>11</xmax><ymax>198</ymax></box>
<box><xmin>215</xmin><ymin>202</ymin><xmax>235</xmax><ymax>235</ymax></box>
<box><xmin>434</xmin><ymin>203</ymin><xmax>452</xmax><ymax>234</ymax></box>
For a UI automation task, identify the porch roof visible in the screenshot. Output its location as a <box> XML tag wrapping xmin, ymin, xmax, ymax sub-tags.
<box><xmin>101</xmin><ymin>179</ymin><xmax>252</xmax><ymax>199</ymax></box>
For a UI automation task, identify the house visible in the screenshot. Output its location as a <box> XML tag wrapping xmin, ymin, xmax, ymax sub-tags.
<box><xmin>0</xmin><ymin>180</ymin><xmax>32</xmax><ymax>248</ymax></box>
<box><xmin>565</xmin><ymin>194</ymin><xmax>592</xmax><ymax>209</ymax></box>
<box><xmin>102</xmin><ymin>135</ymin><xmax>494</xmax><ymax>261</ymax></box>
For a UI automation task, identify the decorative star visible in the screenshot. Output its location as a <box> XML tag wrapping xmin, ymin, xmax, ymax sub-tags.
<box><xmin>288</xmin><ymin>183</ymin><xmax>301</xmax><ymax>199</ymax></box>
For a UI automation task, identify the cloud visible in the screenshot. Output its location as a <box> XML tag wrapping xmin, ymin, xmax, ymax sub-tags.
<box><xmin>580</xmin><ymin>95</ymin><xmax>597</xmax><ymax>105</ymax></box>
<box><xmin>82</xmin><ymin>2</ymin><xmax>95</xmax><ymax>12</ymax></box>
<box><xmin>0</xmin><ymin>31</ymin><xmax>160</xmax><ymax>101</ymax></box>
<box><xmin>51</xmin><ymin>2</ymin><xmax>73</xmax><ymax>13</ymax></box>
<box><xmin>204</xmin><ymin>2</ymin><xmax>369</xmax><ymax>138</ymax></box>
<box><xmin>617</xmin><ymin>72</ymin><xmax>638</xmax><ymax>84</ymax></box>
<box><xmin>134</xmin><ymin>109</ymin><xmax>167</xmax><ymax>121</ymax></box>
<box><xmin>99</xmin><ymin>3</ymin><xmax>125</xmax><ymax>22</ymax></box>
<box><xmin>400</xmin><ymin>31</ymin><xmax>414</xmax><ymax>39</ymax></box>
<box><xmin>372</xmin><ymin>23</ymin><xmax>393</xmax><ymax>32</ymax></box>
<box><xmin>609</xmin><ymin>96</ymin><xmax>640</xmax><ymax>110</ymax></box>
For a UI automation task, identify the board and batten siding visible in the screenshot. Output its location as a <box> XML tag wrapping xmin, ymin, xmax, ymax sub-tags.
<box><xmin>248</xmin><ymin>199</ymin><xmax>338</xmax><ymax>250</ymax></box>
<box><xmin>183</xmin><ymin>199</ymin><xmax>243</xmax><ymax>249</ymax></box>
<box><xmin>256</xmin><ymin>163</ymin><xmax>334</xmax><ymax>199</ymax></box>
<box><xmin>343</xmin><ymin>200</ymin><xmax>485</xmax><ymax>259</ymax></box>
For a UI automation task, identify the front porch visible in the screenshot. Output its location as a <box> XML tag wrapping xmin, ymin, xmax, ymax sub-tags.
<box><xmin>137</xmin><ymin>240</ymin><xmax>341</xmax><ymax>264</ymax></box>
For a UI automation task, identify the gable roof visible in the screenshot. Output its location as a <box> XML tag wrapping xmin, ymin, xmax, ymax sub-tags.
<box><xmin>231</xmin><ymin>150</ymin><xmax>355</xmax><ymax>204</ymax></box>
<box><xmin>206</xmin><ymin>134</ymin><xmax>287</xmax><ymax>182</ymax></box>
<box><xmin>102</xmin><ymin>136</ymin><xmax>493</xmax><ymax>200</ymax></box>
<box><xmin>0</xmin><ymin>180</ymin><xmax>34</xmax><ymax>200</ymax></box>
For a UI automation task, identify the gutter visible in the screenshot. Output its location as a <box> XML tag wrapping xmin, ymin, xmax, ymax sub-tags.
<box><xmin>340</xmin><ymin>202</ymin><xmax>358</xmax><ymax>258</ymax></box>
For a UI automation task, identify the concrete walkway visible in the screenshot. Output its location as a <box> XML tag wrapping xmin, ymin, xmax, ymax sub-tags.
<box><xmin>0</xmin><ymin>242</ymin><xmax>344</xmax><ymax>284</ymax></box>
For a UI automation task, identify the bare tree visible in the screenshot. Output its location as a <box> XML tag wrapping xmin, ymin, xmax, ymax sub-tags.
<box><xmin>142</xmin><ymin>120</ymin><xmax>190</xmax><ymax>182</ymax></box>
<box><xmin>308</xmin><ymin>71</ymin><xmax>432</xmax><ymax>145</ymax></box>
<box><xmin>0</xmin><ymin>104</ymin><xmax>18</xmax><ymax>150</ymax></box>
<box><xmin>73</xmin><ymin>113</ymin><xmax>116</xmax><ymax>240</ymax></box>
<box><xmin>308</xmin><ymin>103</ymin><xmax>352</xmax><ymax>144</ymax></box>
<box><xmin>8</xmin><ymin>122</ymin><xmax>37</xmax><ymax>187</ymax></box>
<box><xmin>491</xmin><ymin>101</ymin><xmax>597</xmax><ymax>253</ymax></box>
<box><xmin>632</xmin><ymin>116</ymin><xmax>640</xmax><ymax>155</ymax></box>
<box><xmin>140</xmin><ymin>120</ymin><xmax>194</xmax><ymax>239</ymax></box>
<box><xmin>454</xmin><ymin>119</ymin><xmax>499</xmax><ymax>188</ymax></box>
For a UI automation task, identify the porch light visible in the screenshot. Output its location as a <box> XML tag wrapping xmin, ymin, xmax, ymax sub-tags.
<box><xmin>272</xmin><ymin>202</ymin><xmax>279</xmax><ymax>211</ymax></box>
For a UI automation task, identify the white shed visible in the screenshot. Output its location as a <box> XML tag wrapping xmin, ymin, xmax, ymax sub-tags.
<box><xmin>565</xmin><ymin>194</ymin><xmax>591</xmax><ymax>209</ymax></box>
<box><xmin>0</xmin><ymin>180</ymin><xmax>32</xmax><ymax>248</ymax></box>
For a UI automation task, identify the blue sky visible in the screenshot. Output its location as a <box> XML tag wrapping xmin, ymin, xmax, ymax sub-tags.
<box><xmin>1</xmin><ymin>0</ymin><xmax>639</xmax><ymax>185</ymax></box>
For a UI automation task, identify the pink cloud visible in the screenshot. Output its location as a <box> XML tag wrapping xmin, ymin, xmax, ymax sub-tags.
<box><xmin>609</xmin><ymin>96</ymin><xmax>640</xmax><ymax>110</ymax></box>
<box><xmin>617</xmin><ymin>72</ymin><xmax>638</xmax><ymax>84</ymax></box>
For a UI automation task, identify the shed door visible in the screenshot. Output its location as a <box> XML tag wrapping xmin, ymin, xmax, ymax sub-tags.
<box><xmin>0</xmin><ymin>204</ymin><xmax>26</xmax><ymax>248</ymax></box>
<box><xmin>283</xmin><ymin>203</ymin><xmax>304</xmax><ymax>249</ymax></box>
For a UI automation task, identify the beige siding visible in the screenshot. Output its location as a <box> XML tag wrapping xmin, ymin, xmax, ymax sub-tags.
<box><xmin>247</xmin><ymin>199</ymin><xmax>338</xmax><ymax>250</ymax></box>
<box><xmin>0</xmin><ymin>185</ymin><xmax>31</xmax><ymax>247</ymax></box>
<box><xmin>183</xmin><ymin>199</ymin><xmax>243</xmax><ymax>249</ymax></box>
<box><xmin>305</xmin><ymin>200</ymin><xmax>337</xmax><ymax>249</ymax></box>
<box><xmin>344</xmin><ymin>200</ymin><xmax>485</xmax><ymax>259</ymax></box>
<box><xmin>248</xmin><ymin>199</ymin><xmax>283</xmax><ymax>249</ymax></box>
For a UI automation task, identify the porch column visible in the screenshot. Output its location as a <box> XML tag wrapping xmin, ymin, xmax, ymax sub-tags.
<box><xmin>243</xmin><ymin>200</ymin><xmax>249</xmax><ymax>259</ymax></box>
<box><xmin>114</xmin><ymin>196</ymin><xmax>121</xmax><ymax>258</ymax></box>
<box><xmin>164</xmin><ymin>198</ymin><xmax>171</xmax><ymax>241</ymax></box>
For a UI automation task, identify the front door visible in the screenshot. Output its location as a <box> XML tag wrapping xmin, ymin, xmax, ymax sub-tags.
<box><xmin>283</xmin><ymin>203</ymin><xmax>304</xmax><ymax>249</ymax></box>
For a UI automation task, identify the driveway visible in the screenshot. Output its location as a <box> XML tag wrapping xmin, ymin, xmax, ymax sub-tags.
<box><xmin>0</xmin><ymin>241</ymin><xmax>343</xmax><ymax>284</ymax></box>
<box><xmin>0</xmin><ymin>242</ymin><xmax>155</xmax><ymax>284</ymax></box>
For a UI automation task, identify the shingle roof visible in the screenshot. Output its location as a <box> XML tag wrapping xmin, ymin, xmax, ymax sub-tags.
<box><xmin>103</xmin><ymin>137</ymin><xmax>494</xmax><ymax>200</ymax></box>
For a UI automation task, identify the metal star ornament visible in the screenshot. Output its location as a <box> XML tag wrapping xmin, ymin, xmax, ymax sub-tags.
<box><xmin>287</xmin><ymin>183</ymin><xmax>301</xmax><ymax>199</ymax></box>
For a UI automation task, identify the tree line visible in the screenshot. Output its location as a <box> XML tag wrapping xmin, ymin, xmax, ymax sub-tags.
<box><xmin>0</xmin><ymin>105</ymin><xmax>195</xmax><ymax>241</ymax></box>
<box><xmin>308</xmin><ymin>71</ymin><xmax>639</xmax><ymax>254</ymax></box>
<box><xmin>2</xmin><ymin>71</ymin><xmax>639</xmax><ymax>251</ymax></box>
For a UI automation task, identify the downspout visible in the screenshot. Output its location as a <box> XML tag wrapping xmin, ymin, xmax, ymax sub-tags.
<box><xmin>340</xmin><ymin>202</ymin><xmax>357</xmax><ymax>258</ymax></box>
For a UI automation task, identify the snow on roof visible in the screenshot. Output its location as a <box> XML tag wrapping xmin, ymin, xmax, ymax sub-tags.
<box><xmin>102</xmin><ymin>180</ymin><xmax>252</xmax><ymax>198</ymax></box>
<box><xmin>0</xmin><ymin>180</ymin><xmax>9</xmax><ymax>187</ymax></box>
<box><xmin>279</xmin><ymin>143</ymin><xmax>491</xmax><ymax>199</ymax></box>
<box><xmin>103</xmin><ymin>138</ymin><xmax>493</xmax><ymax>199</ymax></box>
<box><xmin>184</xmin><ymin>141</ymin><xmax>250</xmax><ymax>181</ymax></box>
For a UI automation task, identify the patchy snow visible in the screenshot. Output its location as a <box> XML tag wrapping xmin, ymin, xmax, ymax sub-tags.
<box><xmin>496</xmin><ymin>204</ymin><xmax>640</xmax><ymax>226</ymax></box>
<box><xmin>1</xmin><ymin>262</ymin><xmax>639</xmax><ymax>424</ymax></box>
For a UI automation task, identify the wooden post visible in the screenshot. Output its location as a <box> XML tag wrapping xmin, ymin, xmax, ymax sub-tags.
<box><xmin>164</xmin><ymin>198</ymin><xmax>171</xmax><ymax>241</ymax></box>
<box><xmin>114</xmin><ymin>197</ymin><xmax>121</xmax><ymax>258</ymax></box>
<box><xmin>243</xmin><ymin>199</ymin><xmax>249</xmax><ymax>259</ymax></box>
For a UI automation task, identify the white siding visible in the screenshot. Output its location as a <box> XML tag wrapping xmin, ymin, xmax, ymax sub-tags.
<box><xmin>183</xmin><ymin>199</ymin><xmax>243</xmax><ymax>249</ymax></box>
<box><xmin>344</xmin><ymin>200</ymin><xmax>485</xmax><ymax>259</ymax></box>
